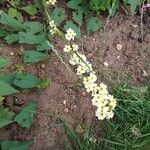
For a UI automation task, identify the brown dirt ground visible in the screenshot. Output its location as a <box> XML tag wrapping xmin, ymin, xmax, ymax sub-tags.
<box><xmin>0</xmin><ymin>10</ymin><xmax>150</xmax><ymax>150</ymax></box>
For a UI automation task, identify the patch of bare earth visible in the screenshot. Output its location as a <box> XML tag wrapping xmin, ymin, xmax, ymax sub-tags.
<box><xmin>0</xmin><ymin>12</ymin><xmax>149</xmax><ymax>149</ymax></box>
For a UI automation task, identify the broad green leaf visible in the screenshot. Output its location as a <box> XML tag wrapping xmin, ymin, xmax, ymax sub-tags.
<box><xmin>51</xmin><ymin>7</ymin><xmax>67</xmax><ymax>25</ymax></box>
<box><xmin>1</xmin><ymin>141</ymin><xmax>32</xmax><ymax>150</ymax></box>
<box><xmin>0</xmin><ymin>117</ymin><xmax>13</xmax><ymax>128</ymax></box>
<box><xmin>0</xmin><ymin>74</ymin><xmax>15</xmax><ymax>84</ymax></box>
<box><xmin>14</xmin><ymin>101</ymin><xmax>37</xmax><ymax>128</ymax></box>
<box><xmin>37</xmin><ymin>40</ymin><xmax>53</xmax><ymax>51</ymax></box>
<box><xmin>109</xmin><ymin>0</ymin><xmax>119</xmax><ymax>17</ymax></box>
<box><xmin>8</xmin><ymin>7</ymin><xmax>17</xmax><ymax>17</ymax></box>
<box><xmin>0</xmin><ymin>57</ymin><xmax>9</xmax><ymax>69</ymax></box>
<box><xmin>22</xmin><ymin>4</ymin><xmax>37</xmax><ymax>16</ymax></box>
<box><xmin>87</xmin><ymin>17</ymin><xmax>101</xmax><ymax>34</ymax></box>
<box><xmin>73</xmin><ymin>10</ymin><xmax>83</xmax><ymax>26</ymax></box>
<box><xmin>13</xmin><ymin>73</ymin><xmax>40</xmax><ymax>89</ymax></box>
<box><xmin>0</xmin><ymin>29</ymin><xmax>9</xmax><ymax>37</ymax></box>
<box><xmin>0</xmin><ymin>11</ymin><xmax>25</xmax><ymax>31</ymax></box>
<box><xmin>64</xmin><ymin>21</ymin><xmax>81</xmax><ymax>39</ymax></box>
<box><xmin>4</xmin><ymin>34</ymin><xmax>19</xmax><ymax>44</ymax></box>
<box><xmin>67</xmin><ymin>0</ymin><xmax>82</xmax><ymax>10</ymax></box>
<box><xmin>18</xmin><ymin>32</ymin><xmax>45</xmax><ymax>44</ymax></box>
<box><xmin>0</xmin><ymin>80</ymin><xmax>19</xmax><ymax>96</ymax></box>
<box><xmin>23</xmin><ymin>21</ymin><xmax>43</xmax><ymax>34</ymax></box>
<box><xmin>23</xmin><ymin>50</ymin><xmax>49</xmax><ymax>63</ymax></box>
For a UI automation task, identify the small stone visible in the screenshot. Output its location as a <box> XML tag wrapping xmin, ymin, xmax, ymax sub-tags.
<box><xmin>142</xmin><ymin>70</ymin><xmax>148</xmax><ymax>77</ymax></box>
<box><xmin>104</xmin><ymin>61</ymin><xmax>109</xmax><ymax>67</ymax></box>
<box><xmin>116</xmin><ymin>44</ymin><xmax>123</xmax><ymax>51</ymax></box>
<box><xmin>10</xmin><ymin>52</ymin><xmax>14</xmax><ymax>56</ymax></box>
<box><xmin>63</xmin><ymin>100</ymin><xmax>66</xmax><ymax>105</ymax></box>
<box><xmin>82</xmin><ymin>91</ymin><xmax>86</xmax><ymax>96</ymax></box>
<box><xmin>84</xmin><ymin>36</ymin><xmax>87</xmax><ymax>39</ymax></box>
<box><xmin>64</xmin><ymin>108</ymin><xmax>69</xmax><ymax>113</ymax></box>
<box><xmin>41</xmin><ymin>64</ymin><xmax>46</xmax><ymax>68</ymax></box>
<box><xmin>131</xmin><ymin>24</ymin><xmax>138</xmax><ymax>28</ymax></box>
<box><xmin>117</xmin><ymin>56</ymin><xmax>120</xmax><ymax>59</ymax></box>
<box><xmin>93</xmin><ymin>38</ymin><xmax>96</xmax><ymax>41</ymax></box>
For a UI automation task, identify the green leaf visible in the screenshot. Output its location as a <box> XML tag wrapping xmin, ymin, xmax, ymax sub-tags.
<box><xmin>64</xmin><ymin>21</ymin><xmax>81</xmax><ymax>39</ymax></box>
<box><xmin>0</xmin><ymin>29</ymin><xmax>10</xmax><ymax>37</ymax></box>
<box><xmin>14</xmin><ymin>101</ymin><xmax>37</xmax><ymax>128</ymax></box>
<box><xmin>0</xmin><ymin>57</ymin><xmax>9</xmax><ymax>69</ymax></box>
<box><xmin>127</xmin><ymin>0</ymin><xmax>142</xmax><ymax>15</ymax></box>
<box><xmin>109</xmin><ymin>0</ymin><xmax>120</xmax><ymax>17</ymax></box>
<box><xmin>37</xmin><ymin>40</ymin><xmax>53</xmax><ymax>51</ymax></box>
<box><xmin>13</xmin><ymin>73</ymin><xmax>40</xmax><ymax>89</ymax></box>
<box><xmin>16</xmin><ymin>11</ymin><xmax>23</xmax><ymax>22</ymax></box>
<box><xmin>87</xmin><ymin>17</ymin><xmax>101</xmax><ymax>34</ymax></box>
<box><xmin>0</xmin><ymin>80</ymin><xmax>19</xmax><ymax>96</ymax></box>
<box><xmin>51</xmin><ymin>7</ymin><xmax>67</xmax><ymax>25</ymax></box>
<box><xmin>18</xmin><ymin>32</ymin><xmax>45</xmax><ymax>44</ymax></box>
<box><xmin>0</xmin><ymin>11</ymin><xmax>25</xmax><ymax>31</ymax></box>
<box><xmin>8</xmin><ymin>7</ymin><xmax>17</xmax><ymax>17</ymax></box>
<box><xmin>9</xmin><ymin>0</ymin><xmax>20</xmax><ymax>6</ymax></box>
<box><xmin>4</xmin><ymin>34</ymin><xmax>19</xmax><ymax>44</ymax></box>
<box><xmin>22</xmin><ymin>4</ymin><xmax>37</xmax><ymax>16</ymax></box>
<box><xmin>23</xmin><ymin>21</ymin><xmax>43</xmax><ymax>34</ymax></box>
<box><xmin>0</xmin><ymin>117</ymin><xmax>13</xmax><ymax>128</ymax></box>
<box><xmin>0</xmin><ymin>74</ymin><xmax>15</xmax><ymax>84</ymax></box>
<box><xmin>73</xmin><ymin>10</ymin><xmax>83</xmax><ymax>26</ymax></box>
<box><xmin>67</xmin><ymin>0</ymin><xmax>82</xmax><ymax>10</ymax></box>
<box><xmin>23</xmin><ymin>50</ymin><xmax>49</xmax><ymax>63</ymax></box>
<box><xmin>1</xmin><ymin>141</ymin><xmax>32</xmax><ymax>150</ymax></box>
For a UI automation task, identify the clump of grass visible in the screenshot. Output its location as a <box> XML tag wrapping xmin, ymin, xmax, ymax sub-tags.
<box><xmin>62</xmin><ymin>81</ymin><xmax>150</xmax><ymax>150</ymax></box>
<box><xmin>101</xmin><ymin>82</ymin><xmax>150</xmax><ymax>150</ymax></box>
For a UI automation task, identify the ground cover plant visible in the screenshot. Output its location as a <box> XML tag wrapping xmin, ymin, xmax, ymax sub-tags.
<box><xmin>0</xmin><ymin>0</ymin><xmax>149</xmax><ymax>149</ymax></box>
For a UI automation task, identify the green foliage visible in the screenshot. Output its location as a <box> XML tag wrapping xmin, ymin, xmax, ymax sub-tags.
<box><xmin>22</xmin><ymin>4</ymin><xmax>37</xmax><ymax>16</ymax></box>
<box><xmin>101</xmin><ymin>83</ymin><xmax>150</xmax><ymax>150</ymax></box>
<box><xmin>8</xmin><ymin>7</ymin><xmax>18</xmax><ymax>17</ymax></box>
<box><xmin>124</xmin><ymin>0</ymin><xmax>143</xmax><ymax>15</ymax></box>
<box><xmin>37</xmin><ymin>40</ymin><xmax>52</xmax><ymax>51</ymax></box>
<box><xmin>14</xmin><ymin>101</ymin><xmax>37</xmax><ymax>128</ymax></box>
<box><xmin>0</xmin><ymin>105</ymin><xmax>15</xmax><ymax>128</ymax></box>
<box><xmin>62</xmin><ymin>83</ymin><xmax>150</xmax><ymax>150</ymax></box>
<box><xmin>23</xmin><ymin>50</ymin><xmax>49</xmax><ymax>63</ymax></box>
<box><xmin>87</xmin><ymin>17</ymin><xmax>101</xmax><ymax>34</ymax></box>
<box><xmin>0</xmin><ymin>29</ymin><xmax>9</xmax><ymax>37</ymax></box>
<box><xmin>36</xmin><ymin>79</ymin><xmax>50</xmax><ymax>89</ymax></box>
<box><xmin>0</xmin><ymin>80</ymin><xmax>19</xmax><ymax>96</ymax></box>
<box><xmin>0</xmin><ymin>57</ymin><xmax>9</xmax><ymax>69</ymax></box>
<box><xmin>73</xmin><ymin>10</ymin><xmax>83</xmax><ymax>26</ymax></box>
<box><xmin>4</xmin><ymin>34</ymin><xmax>19</xmax><ymax>44</ymax></box>
<box><xmin>23</xmin><ymin>21</ymin><xmax>43</xmax><ymax>34</ymax></box>
<box><xmin>51</xmin><ymin>7</ymin><xmax>67</xmax><ymax>25</ymax></box>
<box><xmin>0</xmin><ymin>11</ymin><xmax>25</xmax><ymax>31</ymax></box>
<box><xmin>13</xmin><ymin>73</ymin><xmax>40</xmax><ymax>89</ymax></box>
<box><xmin>0</xmin><ymin>74</ymin><xmax>15</xmax><ymax>84</ymax></box>
<box><xmin>62</xmin><ymin>120</ymin><xmax>99</xmax><ymax>150</ymax></box>
<box><xmin>0</xmin><ymin>140</ymin><xmax>32</xmax><ymax>150</ymax></box>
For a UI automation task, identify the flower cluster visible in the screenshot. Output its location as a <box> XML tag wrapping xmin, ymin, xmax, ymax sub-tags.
<box><xmin>63</xmin><ymin>28</ymin><xmax>117</xmax><ymax>120</ymax></box>
<box><xmin>46</xmin><ymin>0</ymin><xmax>57</xmax><ymax>6</ymax></box>
<box><xmin>49</xmin><ymin>20</ymin><xmax>57</xmax><ymax>35</ymax></box>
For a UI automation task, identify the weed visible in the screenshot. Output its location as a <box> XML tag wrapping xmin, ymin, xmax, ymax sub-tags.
<box><xmin>62</xmin><ymin>82</ymin><xmax>150</xmax><ymax>150</ymax></box>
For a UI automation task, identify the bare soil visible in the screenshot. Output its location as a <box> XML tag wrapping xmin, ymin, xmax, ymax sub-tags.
<box><xmin>0</xmin><ymin>10</ymin><xmax>149</xmax><ymax>150</ymax></box>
